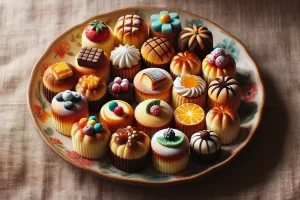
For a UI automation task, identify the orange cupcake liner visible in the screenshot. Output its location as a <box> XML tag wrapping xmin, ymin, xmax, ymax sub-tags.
<box><xmin>134</xmin><ymin>88</ymin><xmax>171</xmax><ymax>104</ymax></box>
<box><xmin>72</xmin><ymin>137</ymin><xmax>108</xmax><ymax>159</ymax></box>
<box><xmin>172</xmin><ymin>88</ymin><xmax>206</xmax><ymax>108</ymax></box>
<box><xmin>136</xmin><ymin>120</ymin><xmax>172</xmax><ymax>138</ymax></box>
<box><xmin>207</xmin><ymin>98</ymin><xmax>240</xmax><ymax>111</ymax></box>
<box><xmin>174</xmin><ymin>119</ymin><xmax>206</xmax><ymax>140</ymax></box>
<box><xmin>111</xmin><ymin>64</ymin><xmax>141</xmax><ymax>82</ymax></box>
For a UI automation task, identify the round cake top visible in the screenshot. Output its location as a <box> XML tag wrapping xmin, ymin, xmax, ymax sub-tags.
<box><xmin>170</xmin><ymin>51</ymin><xmax>201</xmax><ymax>77</ymax></box>
<box><xmin>151</xmin><ymin>128</ymin><xmax>189</xmax><ymax>157</ymax></box>
<box><xmin>100</xmin><ymin>100</ymin><xmax>134</xmax><ymax>123</ymax></box>
<box><xmin>71</xmin><ymin>116</ymin><xmax>110</xmax><ymax>143</ymax></box>
<box><xmin>43</xmin><ymin>62</ymin><xmax>77</xmax><ymax>92</ymax></box>
<box><xmin>150</xmin><ymin>11</ymin><xmax>181</xmax><ymax>34</ymax></box>
<box><xmin>206</xmin><ymin>106</ymin><xmax>240</xmax><ymax>127</ymax></box>
<box><xmin>173</xmin><ymin>74</ymin><xmax>206</xmax><ymax>98</ymax></box>
<box><xmin>190</xmin><ymin>130</ymin><xmax>221</xmax><ymax>154</ymax></box>
<box><xmin>208</xmin><ymin>76</ymin><xmax>241</xmax><ymax>103</ymax></box>
<box><xmin>134</xmin><ymin>99</ymin><xmax>173</xmax><ymax>128</ymax></box>
<box><xmin>110</xmin><ymin>126</ymin><xmax>150</xmax><ymax>159</ymax></box>
<box><xmin>133</xmin><ymin>68</ymin><xmax>173</xmax><ymax>94</ymax></box>
<box><xmin>51</xmin><ymin>90</ymin><xmax>88</xmax><ymax>117</ymax></box>
<box><xmin>75</xmin><ymin>75</ymin><xmax>106</xmax><ymax>101</ymax></box>
<box><xmin>174</xmin><ymin>103</ymin><xmax>205</xmax><ymax>126</ymax></box>
<box><xmin>110</xmin><ymin>44</ymin><xmax>140</xmax><ymax>68</ymax></box>
<box><xmin>141</xmin><ymin>37</ymin><xmax>175</xmax><ymax>65</ymax></box>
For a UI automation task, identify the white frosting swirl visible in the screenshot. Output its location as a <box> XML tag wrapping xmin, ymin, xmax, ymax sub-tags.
<box><xmin>110</xmin><ymin>44</ymin><xmax>140</xmax><ymax>68</ymax></box>
<box><xmin>173</xmin><ymin>75</ymin><xmax>206</xmax><ymax>97</ymax></box>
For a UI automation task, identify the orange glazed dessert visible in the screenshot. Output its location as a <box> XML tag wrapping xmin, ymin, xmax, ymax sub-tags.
<box><xmin>174</xmin><ymin>103</ymin><xmax>205</xmax><ymax>139</ymax></box>
<box><xmin>170</xmin><ymin>51</ymin><xmax>201</xmax><ymax>79</ymax></box>
<box><xmin>202</xmin><ymin>48</ymin><xmax>236</xmax><ymax>84</ymax></box>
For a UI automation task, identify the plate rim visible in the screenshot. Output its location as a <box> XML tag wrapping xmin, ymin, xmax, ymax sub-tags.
<box><xmin>27</xmin><ymin>6</ymin><xmax>266</xmax><ymax>186</ymax></box>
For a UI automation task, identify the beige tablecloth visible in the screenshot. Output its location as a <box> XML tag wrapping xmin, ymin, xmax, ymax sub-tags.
<box><xmin>1</xmin><ymin>0</ymin><xmax>299</xmax><ymax>199</ymax></box>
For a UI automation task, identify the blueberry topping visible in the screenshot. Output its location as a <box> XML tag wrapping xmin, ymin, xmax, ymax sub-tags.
<box><xmin>62</xmin><ymin>90</ymin><xmax>74</xmax><ymax>101</ymax></box>
<box><xmin>72</xmin><ymin>92</ymin><xmax>81</xmax><ymax>102</ymax></box>
<box><xmin>163</xmin><ymin>128</ymin><xmax>176</xmax><ymax>141</ymax></box>
<box><xmin>89</xmin><ymin>116</ymin><xmax>98</xmax><ymax>123</ymax></box>
<box><xmin>64</xmin><ymin>101</ymin><xmax>74</xmax><ymax>110</ymax></box>
<box><xmin>55</xmin><ymin>93</ymin><xmax>64</xmax><ymax>102</ymax></box>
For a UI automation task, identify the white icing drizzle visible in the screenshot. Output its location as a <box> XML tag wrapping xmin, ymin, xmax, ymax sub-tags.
<box><xmin>173</xmin><ymin>75</ymin><xmax>206</xmax><ymax>97</ymax></box>
<box><xmin>110</xmin><ymin>44</ymin><xmax>140</xmax><ymax>68</ymax></box>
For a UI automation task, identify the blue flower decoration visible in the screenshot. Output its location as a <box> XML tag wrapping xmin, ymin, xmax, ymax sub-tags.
<box><xmin>215</xmin><ymin>39</ymin><xmax>240</xmax><ymax>61</ymax></box>
<box><xmin>151</xmin><ymin>11</ymin><xmax>181</xmax><ymax>34</ymax></box>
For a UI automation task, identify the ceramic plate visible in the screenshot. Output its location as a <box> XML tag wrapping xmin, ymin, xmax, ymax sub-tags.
<box><xmin>27</xmin><ymin>6</ymin><xmax>265</xmax><ymax>185</ymax></box>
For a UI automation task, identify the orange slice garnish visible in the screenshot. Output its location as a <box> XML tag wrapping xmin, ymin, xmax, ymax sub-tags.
<box><xmin>175</xmin><ymin>103</ymin><xmax>205</xmax><ymax>125</ymax></box>
<box><xmin>181</xmin><ymin>75</ymin><xmax>198</xmax><ymax>88</ymax></box>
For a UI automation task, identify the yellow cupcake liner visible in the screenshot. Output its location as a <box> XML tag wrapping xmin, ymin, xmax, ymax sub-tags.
<box><xmin>174</xmin><ymin>119</ymin><xmax>206</xmax><ymax>140</ymax></box>
<box><xmin>72</xmin><ymin>136</ymin><xmax>108</xmax><ymax>159</ymax></box>
<box><xmin>172</xmin><ymin>88</ymin><xmax>206</xmax><ymax>108</ymax></box>
<box><xmin>134</xmin><ymin>88</ymin><xmax>171</xmax><ymax>104</ymax></box>
<box><xmin>207</xmin><ymin>98</ymin><xmax>240</xmax><ymax>111</ymax></box>
<box><xmin>111</xmin><ymin>64</ymin><xmax>141</xmax><ymax>82</ymax></box>
<box><xmin>136</xmin><ymin>120</ymin><xmax>172</xmax><ymax>138</ymax></box>
<box><xmin>152</xmin><ymin>151</ymin><xmax>189</xmax><ymax>174</ymax></box>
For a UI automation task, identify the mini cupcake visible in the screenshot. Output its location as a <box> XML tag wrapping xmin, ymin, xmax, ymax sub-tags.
<box><xmin>141</xmin><ymin>37</ymin><xmax>175</xmax><ymax>70</ymax></box>
<box><xmin>99</xmin><ymin>100</ymin><xmax>134</xmax><ymax>133</ymax></box>
<box><xmin>135</xmin><ymin>99</ymin><xmax>173</xmax><ymax>138</ymax></box>
<box><xmin>71</xmin><ymin>116</ymin><xmax>111</xmax><ymax>159</ymax></box>
<box><xmin>74</xmin><ymin>47</ymin><xmax>110</xmax><ymax>83</ymax></box>
<box><xmin>151</xmin><ymin>128</ymin><xmax>189</xmax><ymax>174</ymax></box>
<box><xmin>208</xmin><ymin>76</ymin><xmax>241</xmax><ymax>111</ymax></box>
<box><xmin>178</xmin><ymin>25</ymin><xmax>213</xmax><ymax>61</ymax></box>
<box><xmin>174</xmin><ymin>103</ymin><xmax>206</xmax><ymax>139</ymax></box>
<box><xmin>110</xmin><ymin>126</ymin><xmax>151</xmax><ymax>172</ymax></box>
<box><xmin>107</xmin><ymin>77</ymin><xmax>134</xmax><ymax>103</ymax></box>
<box><xmin>172</xmin><ymin>74</ymin><xmax>207</xmax><ymax>108</ymax></box>
<box><xmin>51</xmin><ymin>90</ymin><xmax>89</xmax><ymax>136</ymax></box>
<box><xmin>150</xmin><ymin>11</ymin><xmax>182</xmax><ymax>46</ymax></box>
<box><xmin>206</xmin><ymin>106</ymin><xmax>240</xmax><ymax>144</ymax></box>
<box><xmin>110</xmin><ymin>44</ymin><xmax>141</xmax><ymax>81</ymax></box>
<box><xmin>42</xmin><ymin>62</ymin><xmax>77</xmax><ymax>102</ymax></box>
<box><xmin>133</xmin><ymin>68</ymin><xmax>173</xmax><ymax>103</ymax></box>
<box><xmin>81</xmin><ymin>20</ymin><xmax>115</xmax><ymax>56</ymax></box>
<box><xmin>114</xmin><ymin>14</ymin><xmax>149</xmax><ymax>49</ymax></box>
<box><xmin>190</xmin><ymin>130</ymin><xmax>221</xmax><ymax>164</ymax></box>
<box><xmin>202</xmin><ymin>48</ymin><xmax>236</xmax><ymax>84</ymax></box>
<box><xmin>170</xmin><ymin>51</ymin><xmax>201</xmax><ymax>79</ymax></box>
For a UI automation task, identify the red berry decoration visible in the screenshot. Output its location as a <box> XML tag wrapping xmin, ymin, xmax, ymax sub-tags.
<box><xmin>112</xmin><ymin>83</ymin><xmax>121</xmax><ymax>93</ymax></box>
<box><xmin>215</xmin><ymin>55</ymin><xmax>228</xmax><ymax>68</ymax></box>
<box><xmin>114</xmin><ymin>106</ymin><xmax>124</xmax><ymax>116</ymax></box>
<box><xmin>85</xmin><ymin>20</ymin><xmax>110</xmax><ymax>43</ymax></box>
<box><xmin>114</xmin><ymin>77</ymin><xmax>122</xmax><ymax>84</ymax></box>
<box><xmin>150</xmin><ymin>105</ymin><xmax>160</xmax><ymax>116</ymax></box>
<box><xmin>211</xmin><ymin>48</ymin><xmax>225</xmax><ymax>58</ymax></box>
<box><xmin>120</xmin><ymin>82</ymin><xmax>129</xmax><ymax>92</ymax></box>
<box><xmin>207</xmin><ymin>54</ymin><xmax>216</xmax><ymax>65</ymax></box>
<box><xmin>122</xmin><ymin>79</ymin><xmax>129</xmax><ymax>85</ymax></box>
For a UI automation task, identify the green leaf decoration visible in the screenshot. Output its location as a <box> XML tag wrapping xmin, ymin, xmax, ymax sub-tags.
<box><xmin>236</xmin><ymin>71</ymin><xmax>250</xmax><ymax>86</ymax></box>
<box><xmin>89</xmin><ymin>20</ymin><xmax>107</xmax><ymax>32</ymax></box>
<box><xmin>146</xmin><ymin>100</ymin><xmax>161</xmax><ymax>114</ymax></box>
<box><xmin>156</xmin><ymin>135</ymin><xmax>184</xmax><ymax>147</ymax></box>
<box><xmin>44</xmin><ymin>127</ymin><xmax>54</xmax><ymax>136</ymax></box>
<box><xmin>75</xmin><ymin>41</ymin><xmax>81</xmax><ymax>47</ymax></box>
<box><xmin>75</xmin><ymin>33</ymin><xmax>82</xmax><ymax>38</ymax></box>
<box><xmin>35</xmin><ymin>80</ymin><xmax>47</xmax><ymax>110</ymax></box>
<box><xmin>238</xmin><ymin>101</ymin><xmax>258</xmax><ymax>124</ymax></box>
<box><xmin>67</xmin><ymin>51</ymin><xmax>75</xmax><ymax>56</ymax></box>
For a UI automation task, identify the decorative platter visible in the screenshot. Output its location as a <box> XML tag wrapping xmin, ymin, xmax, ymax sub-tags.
<box><xmin>27</xmin><ymin>6</ymin><xmax>265</xmax><ymax>185</ymax></box>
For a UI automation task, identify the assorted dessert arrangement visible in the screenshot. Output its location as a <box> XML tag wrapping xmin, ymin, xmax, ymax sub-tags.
<box><xmin>41</xmin><ymin>11</ymin><xmax>242</xmax><ymax>174</ymax></box>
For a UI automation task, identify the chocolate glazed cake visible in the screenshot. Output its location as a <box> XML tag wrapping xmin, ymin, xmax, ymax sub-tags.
<box><xmin>190</xmin><ymin>130</ymin><xmax>221</xmax><ymax>164</ymax></box>
<box><xmin>178</xmin><ymin>25</ymin><xmax>213</xmax><ymax>61</ymax></box>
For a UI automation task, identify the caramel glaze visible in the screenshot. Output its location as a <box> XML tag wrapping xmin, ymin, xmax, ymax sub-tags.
<box><xmin>114</xmin><ymin>127</ymin><xmax>145</xmax><ymax>149</ymax></box>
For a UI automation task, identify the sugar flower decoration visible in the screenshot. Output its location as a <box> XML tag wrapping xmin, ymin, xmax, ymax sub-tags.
<box><xmin>150</xmin><ymin>11</ymin><xmax>181</xmax><ymax>34</ymax></box>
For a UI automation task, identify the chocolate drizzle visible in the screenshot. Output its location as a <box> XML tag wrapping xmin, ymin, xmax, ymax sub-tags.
<box><xmin>144</xmin><ymin>37</ymin><xmax>172</xmax><ymax>61</ymax></box>
<box><xmin>191</xmin><ymin>130</ymin><xmax>220</xmax><ymax>155</ymax></box>
<box><xmin>209</xmin><ymin>76</ymin><xmax>240</xmax><ymax>99</ymax></box>
<box><xmin>114</xmin><ymin>127</ymin><xmax>145</xmax><ymax>149</ymax></box>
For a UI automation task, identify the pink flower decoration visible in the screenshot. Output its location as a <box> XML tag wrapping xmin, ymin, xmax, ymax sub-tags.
<box><xmin>65</xmin><ymin>150</ymin><xmax>95</xmax><ymax>167</ymax></box>
<box><xmin>241</xmin><ymin>83</ymin><xmax>258</xmax><ymax>102</ymax></box>
<box><xmin>49</xmin><ymin>137</ymin><xmax>63</xmax><ymax>145</ymax></box>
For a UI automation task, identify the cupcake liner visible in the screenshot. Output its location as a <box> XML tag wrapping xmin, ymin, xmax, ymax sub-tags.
<box><xmin>207</xmin><ymin>98</ymin><xmax>240</xmax><ymax>111</ymax></box>
<box><xmin>52</xmin><ymin>111</ymin><xmax>88</xmax><ymax>136</ymax></box>
<box><xmin>111</xmin><ymin>64</ymin><xmax>141</xmax><ymax>82</ymax></box>
<box><xmin>134</xmin><ymin>88</ymin><xmax>171</xmax><ymax>104</ymax></box>
<box><xmin>206</xmin><ymin>124</ymin><xmax>240</xmax><ymax>145</ymax></box>
<box><xmin>152</xmin><ymin>150</ymin><xmax>189</xmax><ymax>174</ymax></box>
<box><xmin>42</xmin><ymin>84</ymin><xmax>57</xmax><ymax>102</ymax></box>
<box><xmin>110</xmin><ymin>150</ymin><xmax>151</xmax><ymax>173</ymax></box>
<box><xmin>174</xmin><ymin>118</ymin><xmax>206</xmax><ymax>140</ymax></box>
<box><xmin>136</xmin><ymin>120</ymin><xmax>172</xmax><ymax>138</ymax></box>
<box><xmin>190</xmin><ymin>148</ymin><xmax>221</xmax><ymax>164</ymax></box>
<box><xmin>172</xmin><ymin>88</ymin><xmax>206</xmax><ymax>108</ymax></box>
<box><xmin>72</xmin><ymin>136</ymin><xmax>108</xmax><ymax>159</ymax></box>
<box><xmin>141</xmin><ymin>56</ymin><xmax>170</xmax><ymax>72</ymax></box>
